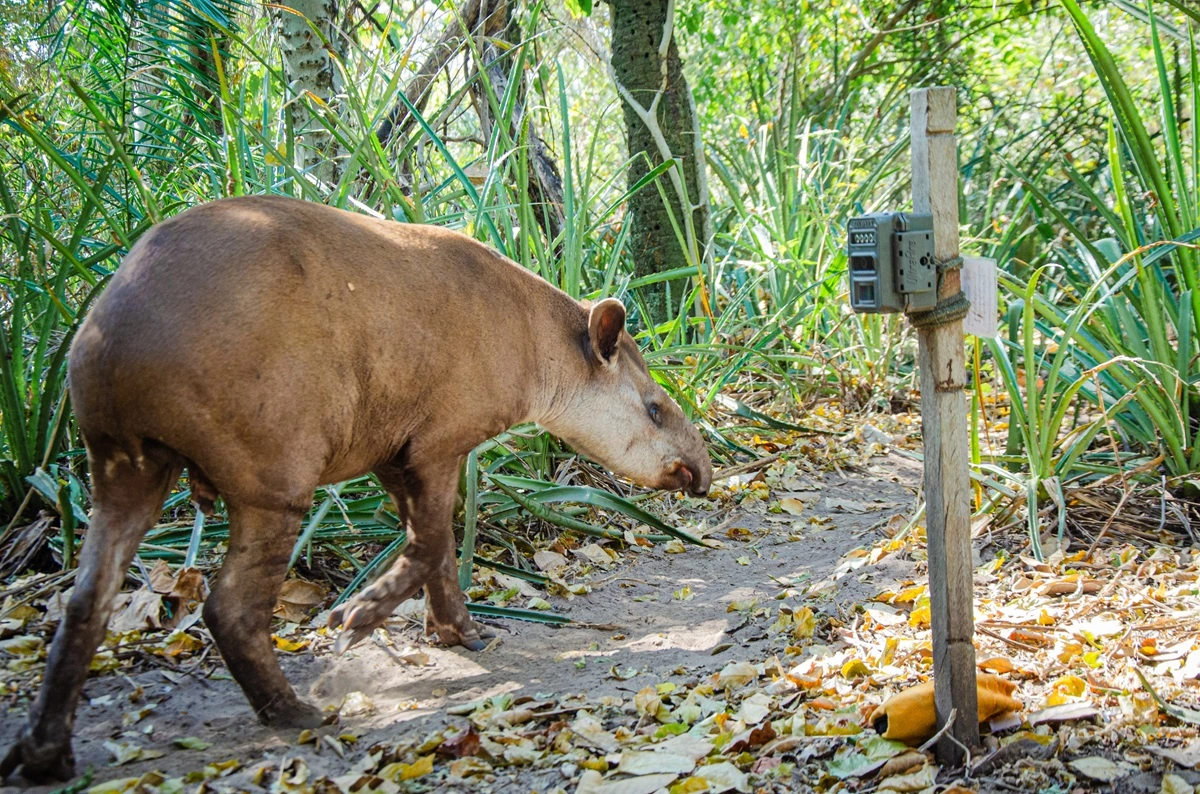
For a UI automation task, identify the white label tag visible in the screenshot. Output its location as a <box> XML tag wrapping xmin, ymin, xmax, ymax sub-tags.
<box><xmin>961</xmin><ymin>256</ymin><xmax>998</xmax><ymax>338</ymax></box>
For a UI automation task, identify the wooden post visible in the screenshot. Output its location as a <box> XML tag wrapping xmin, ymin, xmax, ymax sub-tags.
<box><xmin>910</xmin><ymin>86</ymin><xmax>979</xmax><ymax>765</ymax></box>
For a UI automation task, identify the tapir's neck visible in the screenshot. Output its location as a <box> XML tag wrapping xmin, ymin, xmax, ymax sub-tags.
<box><xmin>503</xmin><ymin>276</ymin><xmax>588</xmax><ymax>435</ymax></box>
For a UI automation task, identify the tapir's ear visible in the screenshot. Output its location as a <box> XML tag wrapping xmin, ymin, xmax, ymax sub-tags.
<box><xmin>588</xmin><ymin>298</ymin><xmax>626</xmax><ymax>366</ymax></box>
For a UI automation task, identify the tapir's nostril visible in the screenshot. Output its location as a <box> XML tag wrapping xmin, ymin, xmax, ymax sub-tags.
<box><xmin>687</xmin><ymin>464</ymin><xmax>709</xmax><ymax>497</ymax></box>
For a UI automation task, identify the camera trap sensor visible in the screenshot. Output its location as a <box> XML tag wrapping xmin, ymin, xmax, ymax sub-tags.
<box><xmin>847</xmin><ymin>213</ymin><xmax>937</xmax><ymax>313</ymax></box>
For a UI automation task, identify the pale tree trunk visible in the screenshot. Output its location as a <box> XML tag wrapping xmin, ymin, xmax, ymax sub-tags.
<box><xmin>608</xmin><ymin>0</ymin><xmax>708</xmax><ymax>325</ymax></box>
<box><xmin>129</xmin><ymin>1</ymin><xmax>165</xmax><ymax>158</ymax></box>
<box><xmin>273</xmin><ymin>0</ymin><xmax>346</xmax><ymax>185</ymax></box>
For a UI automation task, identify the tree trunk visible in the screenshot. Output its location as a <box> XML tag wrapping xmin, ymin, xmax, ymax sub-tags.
<box><xmin>608</xmin><ymin>0</ymin><xmax>707</xmax><ymax>325</ymax></box>
<box><xmin>273</xmin><ymin>0</ymin><xmax>346</xmax><ymax>185</ymax></box>
<box><xmin>129</xmin><ymin>1</ymin><xmax>165</xmax><ymax>158</ymax></box>
<box><xmin>467</xmin><ymin>0</ymin><xmax>565</xmax><ymax>243</ymax></box>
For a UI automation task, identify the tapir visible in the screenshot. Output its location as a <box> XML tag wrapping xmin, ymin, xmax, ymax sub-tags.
<box><xmin>2</xmin><ymin>195</ymin><xmax>712</xmax><ymax>782</ymax></box>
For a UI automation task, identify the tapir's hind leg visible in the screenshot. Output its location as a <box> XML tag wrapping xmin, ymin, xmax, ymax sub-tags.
<box><xmin>202</xmin><ymin>501</ymin><xmax>324</xmax><ymax>728</ymax></box>
<box><xmin>329</xmin><ymin>458</ymin><xmax>491</xmax><ymax>653</ymax></box>
<box><xmin>1</xmin><ymin>443</ymin><xmax>179</xmax><ymax>783</ymax></box>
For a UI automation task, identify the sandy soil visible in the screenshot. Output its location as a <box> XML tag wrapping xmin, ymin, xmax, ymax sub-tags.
<box><xmin>1</xmin><ymin>455</ymin><xmax>923</xmax><ymax>793</ymax></box>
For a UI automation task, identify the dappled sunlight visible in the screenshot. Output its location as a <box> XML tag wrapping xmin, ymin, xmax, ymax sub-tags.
<box><xmin>308</xmin><ymin>643</ymin><xmax>494</xmax><ymax>705</ymax></box>
<box><xmin>619</xmin><ymin>619</ymin><xmax>731</xmax><ymax>653</ymax></box>
<box><xmin>719</xmin><ymin>586</ymin><xmax>770</xmax><ymax>607</ymax></box>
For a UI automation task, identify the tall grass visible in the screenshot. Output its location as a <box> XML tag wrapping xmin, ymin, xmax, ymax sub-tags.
<box><xmin>2</xmin><ymin>0</ymin><xmax>1195</xmax><ymax>583</ymax></box>
<box><xmin>0</xmin><ymin>1</ymin><xmax>778</xmax><ymax>596</ymax></box>
<box><xmin>967</xmin><ymin>3</ymin><xmax>1199</xmax><ymax>555</ymax></box>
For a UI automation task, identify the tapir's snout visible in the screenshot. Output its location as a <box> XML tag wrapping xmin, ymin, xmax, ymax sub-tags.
<box><xmin>688</xmin><ymin>459</ymin><xmax>711</xmax><ymax>497</ymax></box>
<box><xmin>665</xmin><ymin>447</ymin><xmax>712</xmax><ymax>497</ymax></box>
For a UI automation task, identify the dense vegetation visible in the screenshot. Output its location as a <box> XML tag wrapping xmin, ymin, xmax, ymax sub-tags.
<box><xmin>0</xmin><ymin>0</ymin><xmax>1196</xmax><ymax>602</ymax></box>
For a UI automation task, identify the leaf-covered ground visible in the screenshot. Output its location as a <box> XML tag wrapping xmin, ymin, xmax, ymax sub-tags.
<box><xmin>4</xmin><ymin>416</ymin><xmax>1200</xmax><ymax>794</ymax></box>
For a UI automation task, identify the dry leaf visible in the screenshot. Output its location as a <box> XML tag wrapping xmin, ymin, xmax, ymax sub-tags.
<box><xmin>148</xmin><ymin>560</ymin><xmax>176</xmax><ymax>593</ymax></box>
<box><xmin>575</xmin><ymin>543</ymin><xmax>616</xmax><ymax>566</ymax></box>
<box><xmin>108</xmin><ymin>588</ymin><xmax>162</xmax><ymax>634</ymax></box>
<box><xmin>1068</xmin><ymin>756</ymin><xmax>1125</xmax><ymax>782</ymax></box>
<box><xmin>448</xmin><ymin>757</ymin><xmax>492</xmax><ymax>778</ymax></box>
<box><xmin>534</xmin><ymin>550</ymin><xmax>568</xmax><ymax>572</ymax></box>
<box><xmin>274</xmin><ymin>579</ymin><xmax>326</xmax><ymax>624</ymax></box>
<box><xmin>1027</xmin><ymin>702</ymin><xmax>1099</xmax><ymax>726</ymax></box>
<box><xmin>339</xmin><ymin>691</ymin><xmax>376</xmax><ymax>717</ymax></box>
<box><xmin>617</xmin><ymin>751</ymin><xmax>696</xmax><ymax>776</ymax></box>
<box><xmin>396</xmin><ymin>754</ymin><xmax>434</xmax><ymax>781</ymax></box>
<box><xmin>978</xmin><ymin>656</ymin><xmax>1015</xmax><ymax>674</ymax></box>
<box><xmin>717</xmin><ymin>661</ymin><xmax>758</xmax><ymax>688</ymax></box>
<box><xmin>877</xmin><ymin>750</ymin><xmax>927</xmax><ymax>778</ymax></box>
<box><xmin>694</xmin><ymin>761</ymin><xmax>749</xmax><ymax>793</ymax></box>
<box><xmin>779</xmin><ymin>498</ymin><xmax>805</xmax><ymax>516</ymax></box>
<box><xmin>1149</xmin><ymin>740</ymin><xmax>1200</xmax><ymax>769</ymax></box>
<box><xmin>571</xmin><ymin>712</ymin><xmax>619</xmax><ymax>753</ymax></box>
<box><xmin>876</xmin><ymin>762</ymin><xmax>936</xmax><ymax>793</ymax></box>
<box><xmin>438</xmin><ymin>727</ymin><xmax>481</xmax><ymax>759</ymax></box>
<box><xmin>575</xmin><ymin>770</ymin><xmax>679</xmax><ymax>794</ymax></box>
<box><xmin>1162</xmin><ymin>774</ymin><xmax>1195</xmax><ymax>794</ymax></box>
<box><xmin>825</xmin><ymin>497</ymin><xmax>869</xmax><ymax>513</ymax></box>
<box><xmin>1038</xmin><ymin>578</ymin><xmax>1101</xmax><ymax>596</ymax></box>
<box><xmin>170</xmin><ymin>567</ymin><xmax>208</xmax><ymax>603</ymax></box>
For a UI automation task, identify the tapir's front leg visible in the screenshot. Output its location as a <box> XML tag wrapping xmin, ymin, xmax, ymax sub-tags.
<box><xmin>330</xmin><ymin>457</ymin><xmax>490</xmax><ymax>653</ymax></box>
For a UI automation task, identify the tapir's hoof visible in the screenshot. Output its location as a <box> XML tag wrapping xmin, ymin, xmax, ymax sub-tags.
<box><xmin>430</xmin><ymin>620</ymin><xmax>495</xmax><ymax>651</ymax></box>
<box><xmin>259</xmin><ymin>699</ymin><xmax>326</xmax><ymax>729</ymax></box>
<box><xmin>328</xmin><ymin>603</ymin><xmax>387</xmax><ymax>655</ymax></box>
<box><xmin>0</xmin><ymin>734</ymin><xmax>76</xmax><ymax>783</ymax></box>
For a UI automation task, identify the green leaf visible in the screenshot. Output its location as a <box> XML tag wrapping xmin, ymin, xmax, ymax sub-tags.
<box><xmin>563</xmin><ymin>0</ymin><xmax>593</xmax><ymax>17</ymax></box>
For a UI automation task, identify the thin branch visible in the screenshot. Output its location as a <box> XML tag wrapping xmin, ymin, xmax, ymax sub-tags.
<box><xmin>375</xmin><ymin>0</ymin><xmax>504</xmax><ymax>148</ymax></box>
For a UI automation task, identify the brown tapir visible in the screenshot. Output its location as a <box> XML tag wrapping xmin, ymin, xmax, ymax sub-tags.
<box><xmin>2</xmin><ymin>195</ymin><xmax>711</xmax><ymax>782</ymax></box>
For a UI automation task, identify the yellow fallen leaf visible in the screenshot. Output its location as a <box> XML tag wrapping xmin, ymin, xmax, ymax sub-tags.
<box><xmin>879</xmin><ymin>637</ymin><xmax>899</xmax><ymax>667</ymax></box>
<box><xmin>161</xmin><ymin>631</ymin><xmax>203</xmax><ymax>657</ymax></box>
<box><xmin>272</xmin><ymin>635</ymin><xmax>310</xmax><ymax>653</ymax></box>
<box><xmin>909</xmin><ymin>600</ymin><xmax>931</xmax><ymax>628</ymax></box>
<box><xmin>670</xmin><ymin>777</ymin><xmax>711</xmax><ymax>794</ymax></box>
<box><xmin>1046</xmin><ymin>674</ymin><xmax>1087</xmax><ymax>706</ymax></box>
<box><xmin>841</xmin><ymin>659</ymin><xmax>872</xmax><ymax>679</ymax></box>
<box><xmin>789</xmin><ymin>607</ymin><xmax>816</xmax><ymax>640</ymax></box>
<box><xmin>398</xmin><ymin>754</ymin><xmax>434</xmax><ymax>781</ymax></box>
<box><xmin>1057</xmin><ymin>642</ymin><xmax>1083</xmax><ymax>664</ymax></box>
<box><xmin>893</xmin><ymin>585</ymin><xmax>926</xmax><ymax>604</ymax></box>
<box><xmin>86</xmin><ymin>776</ymin><xmax>141</xmax><ymax>793</ymax></box>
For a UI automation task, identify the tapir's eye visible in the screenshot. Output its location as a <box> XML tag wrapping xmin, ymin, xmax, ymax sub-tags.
<box><xmin>647</xmin><ymin>402</ymin><xmax>663</xmax><ymax>426</ymax></box>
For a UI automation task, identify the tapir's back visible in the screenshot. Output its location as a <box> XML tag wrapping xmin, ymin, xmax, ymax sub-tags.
<box><xmin>79</xmin><ymin>195</ymin><xmax>513</xmax><ymax>348</ymax></box>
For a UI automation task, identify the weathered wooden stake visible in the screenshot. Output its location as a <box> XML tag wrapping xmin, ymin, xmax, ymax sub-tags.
<box><xmin>910</xmin><ymin>86</ymin><xmax>979</xmax><ymax>765</ymax></box>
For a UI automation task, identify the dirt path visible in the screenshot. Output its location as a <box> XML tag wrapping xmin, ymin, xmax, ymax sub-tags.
<box><xmin>2</xmin><ymin>455</ymin><xmax>922</xmax><ymax>793</ymax></box>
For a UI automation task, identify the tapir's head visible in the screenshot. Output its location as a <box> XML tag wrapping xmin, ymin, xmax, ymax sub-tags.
<box><xmin>545</xmin><ymin>298</ymin><xmax>712</xmax><ymax>497</ymax></box>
